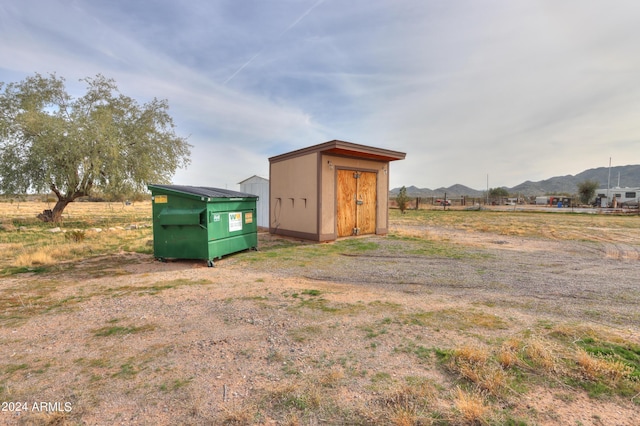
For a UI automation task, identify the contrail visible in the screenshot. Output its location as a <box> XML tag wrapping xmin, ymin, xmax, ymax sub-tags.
<box><xmin>223</xmin><ymin>0</ymin><xmax>326</xmax><ymax>85</ymax></box>
<box><xmin>279</xmin><ymin>0</ymin><xmax>325</xmax><ymax>37</ymax></box>
<box><xmin>223</xmin><ymin>48</ymin><xmax>264</xmax><ymax>86</ymax></box>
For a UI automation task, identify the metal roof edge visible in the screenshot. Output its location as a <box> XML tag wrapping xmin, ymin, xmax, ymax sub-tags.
<box><xmin>268</xmin><ymin>140</ymin><xmax>406</xmax><ymax>163</ymax></box>
<box><xmin>148</xmin><ymin>184</ymin><xmax>258</xmax><ymax>199</ymax></box>
<box><xmin>237</xmin><ymin>175</ymin><xmax>269</xmax><ymax>184</ymax></box>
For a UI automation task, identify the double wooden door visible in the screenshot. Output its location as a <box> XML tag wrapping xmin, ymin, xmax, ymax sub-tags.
<box><xmin>336</xmin><ymin>170</ymin><xmax>377</xmax><ymax>237</ymax></box>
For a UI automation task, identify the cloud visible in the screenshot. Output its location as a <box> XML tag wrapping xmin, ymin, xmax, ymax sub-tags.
<box><xmin>349</xmin><ymin>1</ymin><xmax>640</xmax><ymax>187</ymax></box>
<box><xmin>1</xmin><ymin>0</ymin><xmax>639</xmax><ymax>190</ymax></box>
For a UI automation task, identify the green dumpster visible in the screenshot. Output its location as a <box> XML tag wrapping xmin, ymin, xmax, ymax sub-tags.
<box><xmin>148</xmin><ymin>184</ymin><xmax>258</xmax><ymax>266</ymax></box>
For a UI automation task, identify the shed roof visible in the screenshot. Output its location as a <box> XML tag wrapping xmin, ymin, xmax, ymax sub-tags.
<box><xmin>269</xmin><ymin>140</ymin><xmax>406</xmax><ymax>163</ymax></box>
<box><xmin>238</xmin><ymin>175</ymin><xmax>269</xmax><ymax>184</ymax></box>
<box><xmin>148</xmin><ymin>184</ymin><xmax>258</xmax><ymax>199</ymax></box>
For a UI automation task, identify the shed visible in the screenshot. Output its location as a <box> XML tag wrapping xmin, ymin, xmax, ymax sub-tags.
<box><xmin>148</xmin><ymin>184</ymin><xmax>258</xmax><ymax>266</ymax></box>
<box><xmin>238</xmin><ymin>175</ymin><xmax>269</xmax><ymax>228</ymax></box>
<box><xmin>268</xmin><ymin>140</ymin><xmax>406</xmax><ymax>241</ymax></box>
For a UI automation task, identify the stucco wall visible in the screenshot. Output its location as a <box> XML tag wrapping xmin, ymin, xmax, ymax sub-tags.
<box><xmin>270</xmin><ymin>153</ymin><xmax>318</xmax><ymax>236</ymax></box>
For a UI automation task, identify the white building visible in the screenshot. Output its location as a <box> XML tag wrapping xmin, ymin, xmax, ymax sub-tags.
<box><xmin>239</xmin><ymin>175</ymin><xmax>269</xmax><ymax>228</ymax></box>
<box><xmin>595</xmin><ymin>187</ymin><xmax>639</xmax><ymax>207</ymax></box>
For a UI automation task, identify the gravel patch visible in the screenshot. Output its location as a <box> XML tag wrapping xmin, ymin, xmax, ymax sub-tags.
<box><xmin>242</xmin><ymin>225</ymin><xmax>640</xmax><ymax>332</ymax></box>
<box><xmin>2</xmin><ymin>222</ymin><xmax>640</xmax><ymax>425</ymax></box>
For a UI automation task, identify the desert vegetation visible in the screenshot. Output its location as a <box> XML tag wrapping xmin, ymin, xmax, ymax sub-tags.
<box><xmin>1</xmin><ymin>202</ymin><xmax>639</xmax><ymax>425</ymax></box>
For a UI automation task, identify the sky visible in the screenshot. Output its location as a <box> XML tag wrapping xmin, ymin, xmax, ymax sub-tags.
<box><xmin>1</xmin><ymin>0</ymin><xmax>639</xmax><ymax>191</ymax></box>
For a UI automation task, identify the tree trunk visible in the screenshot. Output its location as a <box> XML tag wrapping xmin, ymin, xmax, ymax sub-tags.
<box><xmin>38</xmin><ymin>198</ymin><xmax>71</xmax><ymax>222</ymax></box>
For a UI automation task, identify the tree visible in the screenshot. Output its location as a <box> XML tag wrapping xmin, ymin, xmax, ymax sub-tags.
<box><xmin>0</xmin><ymin>73</ymin><xmax>191</xmax><ymax>222</ymax></box>
<box><xmin>577</xmin><ymin>180</ymin><xmax>599</xmax><ymax>205</ymax></box>
<box><xmin>488</xmin><ymin>187</ymin><xmax>509</xmax><ymax>198</ymax></box>
<box><xmin>395</xmin><ymin>186</ymin><xmax>410</xmax><ymax>214</ymax></box>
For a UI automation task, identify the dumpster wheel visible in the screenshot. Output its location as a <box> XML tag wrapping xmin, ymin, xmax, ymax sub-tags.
<box><xmin>207</xmin><ymin>260</ymin><xmax>214</xmax><ymax>268</ymax></box>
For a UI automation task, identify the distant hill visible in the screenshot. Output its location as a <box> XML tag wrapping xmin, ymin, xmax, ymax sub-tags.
<box><xmin>390</xmin><ymin>184</ymin><xmax>484</xmax><ymax>198</ymax></box>
<box><xmin>391</xmin><ymin>164</ymin><xmax>640</xmax><ymax>197</ymax></box>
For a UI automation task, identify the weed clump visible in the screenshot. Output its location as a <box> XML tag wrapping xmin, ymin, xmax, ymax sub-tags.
<box><xmin>575</xmin><ymin>349</ymin><xmax>634</xmax><ymax>383</ymax></box>
<box><xmin>65</xmin><ymin>230</ymin><xmax>86</xmax><ymax>242</ymax></box>
<box><xmin>448</xmin><ymin>345</ymin><xmax>508</xmax><ymax>396</ymax></box>
<box><xmin>14</xmin><ymin>249</ymin><xmax>55</xmax><ymax>267</ymax></box>
<box><xmin>498</xmin><ymin>338</ymin><xmax>522</xmax><ymax>368</ymax></box>
<box><xmin>453</xmin><ymin>387</ymin><xmax>489</xmax><ymax>425</ymax></box>
<box><xmin>523</xmin><ymin>338</ymin><xmax>558</xmax><ymax>373</ymax></box>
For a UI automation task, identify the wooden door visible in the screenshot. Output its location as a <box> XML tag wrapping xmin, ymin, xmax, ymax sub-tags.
<box><xmin>337</xmin><ymin>170</ymin><xmax>357</xmax><ymax>237</ymax></box>
<box><xmin>336</xmin><ymin>170</ymin><xmax>377</xmax><ymax>237</ymax></box>
<box><xmin>357</xmin><ymin>171</ymin><xmax>377</xmax><ymax>234</ymax></box>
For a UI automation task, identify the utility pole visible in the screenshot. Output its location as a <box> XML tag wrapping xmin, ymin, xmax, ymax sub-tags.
<box><xmin>607</xmin><ymin>157</ymin><xmax>611</xmax><ymax>207</ymax></box>
<box><xmin>486</xmin><ymin>174</ymin><xmax>489</xmax><ymax>205</ymax></box>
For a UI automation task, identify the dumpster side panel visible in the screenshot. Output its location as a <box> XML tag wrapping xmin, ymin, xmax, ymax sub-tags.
<box><xmin>208</xmin><ymin>233</ymin><xmax>258</xmax><ymax>260</ymax></box>
<box><xmin>155</xmin><ymin>225</ymin><xmax>207</xmax><ymax>260</ymax></box>
<box><xmin>151</xmin><ymin>191</ymin><xmax>208</xmax><ymax>260</ymax></box>
<box><xmin>206</xmin><ymin>198</ymin><xmax>257</xmax><ymax>259</ymax></box>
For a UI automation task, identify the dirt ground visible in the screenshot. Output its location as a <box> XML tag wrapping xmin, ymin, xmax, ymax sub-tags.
<box><xmin>1</xmin><ymin>212</ymin><xmax>640</xmax><ymax>425</ymax></box>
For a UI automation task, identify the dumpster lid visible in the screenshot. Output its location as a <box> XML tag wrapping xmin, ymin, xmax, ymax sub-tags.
<box><xmin>148</xmin><ymin>184</ymin><xmax>258</xmax><ymax>199</ymax></box>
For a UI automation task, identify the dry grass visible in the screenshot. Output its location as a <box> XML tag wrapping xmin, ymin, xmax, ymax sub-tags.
<box><xmin>219</xmin><ymin>401</ymin><xmax>256</xmax><ymax>425</ymax></box>
<box><xmin>449</xmin><ymin>345</ymin><xmax>508</xmax><ymax>397</ymax></box>
<box><xmin>14</xmin><ymin>249</ymin><xmax>56</xmax><ymax>266</ymax></box>
<box><xmin>0</xmin><ymin>202</ymin><xmax>152</xmax><ymax>272</ymax></box>
<box><xmin>2</xmin><ymin>201</ymin><xmax>640</xmax><ymax>424</ymax></box>
<box><xmin>524</xmin><ymin>338</ymin><xmax>558</xmax><ymax>373</ymax></box>
<box><xmin>498</xmin><ymin>338</ymin><xmax>522</xmax><ymax>368</ymax></box>
<box><xmin>15</xmin><ymin>411</ymin><xmax>71</xmax><ymax>426</ymax></box>
<box><xmin>389</xmin><ymin>208</ymin><xmax>640</xmax><ymax>243</ymax></box>
<box><xmin>575</xmin><ymin>349</ymin><xmax>634</xmax><ymax>383</ymax></box>
<box><xmin>318</xmin><ymin>368</ymin><xmax>345</xmax><ymax>388</ymax></box>
<box><xmin>0</xmin><ymin>199</ymin><xmax>150</xmax><ymax>219</ymax></box>
<box><xmin>441</xmin><ymin>327</ymin><xmax>640</xmax><ymax>417</ymax></box>
<box><xmin>265</xmin><ymin>382</ymin><xmax>322</xmax><ymax>413</ymax></box>
<box><xmin>453</xmin><ymin>387</ymin><xmax>489</xmax><ymax>425</ymax></box>
<box><xmin>0</xmin><ymin>220</ymin><xmax>16</xmax><ymax>232</ymax></box>
<box><xmin>453</xmin><ymin>345</ymin><xmax>490</xmax><ymax>365</ymax></box>
<box><xmin>378</xmin><ymin>380</ymin><xmax>438</xmax><ymax>426</ymax></box>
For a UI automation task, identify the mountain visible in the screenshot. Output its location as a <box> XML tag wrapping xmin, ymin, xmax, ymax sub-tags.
<box><xmin>391</xmin><ymin>164</ymin><xmax>640</xmax><ymax>197</ymax></box>
<box><xmin>389</xmin><ymin>184</ymin><xmax>483</xmax><ymax>198</ymax></box>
